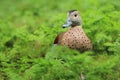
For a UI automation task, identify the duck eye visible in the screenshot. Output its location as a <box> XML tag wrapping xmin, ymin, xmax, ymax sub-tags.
<box><xmin>74</xmin><ymin>14</ymin><xmax>77</xmax><ymax>17</ymax></box>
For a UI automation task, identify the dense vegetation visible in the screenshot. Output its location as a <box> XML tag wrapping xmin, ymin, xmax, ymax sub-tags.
<box><xmin>0</xmin><ymin>0</ymin><xmax>120</xmax><ymax>80</ymax></box>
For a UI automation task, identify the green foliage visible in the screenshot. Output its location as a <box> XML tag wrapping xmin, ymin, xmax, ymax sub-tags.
<box><xmin>0</xmin><ymin>0</ymin><xmax>120</xmax><ymax>80</ymax></box>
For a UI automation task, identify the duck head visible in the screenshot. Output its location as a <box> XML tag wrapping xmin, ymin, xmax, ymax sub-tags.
<box><xmin>63</xmin><ymin>10</ymin><xmax>82</xmax><ymax>28</ymax></box>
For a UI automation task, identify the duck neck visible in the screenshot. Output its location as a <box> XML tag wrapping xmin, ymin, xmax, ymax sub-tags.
<box><xmin>71</xmin><ymin>24</ymin><xmax>82</xmax><ymax>28</ymax></box>
<box><xmin>70</xmin><ymin>26</ymin><xmax>82</xmax><ymax>29</ymax></box>
<box><xmin>71</xmin><ymin>22</ymin><xmax>82</xmax><ymax>27</ymax></box>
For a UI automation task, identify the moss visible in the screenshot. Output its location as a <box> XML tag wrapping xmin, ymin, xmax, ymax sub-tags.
<box><xmin>0</xmin><ymin>0</ymin><xmax>120</xmax><ymax>80</ymax></box>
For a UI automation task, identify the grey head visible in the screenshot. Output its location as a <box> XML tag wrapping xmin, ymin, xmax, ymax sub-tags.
<box><xmin>63</xmin><ymin>10</ymin><xmax>82</xmax><ymax>28</ymax></box>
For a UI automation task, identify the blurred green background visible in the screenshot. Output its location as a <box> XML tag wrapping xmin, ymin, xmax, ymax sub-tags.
<box><xmin>0</xmin><ymin>0</ymin><xmax>120</xmax><ymax>80</ymax></box>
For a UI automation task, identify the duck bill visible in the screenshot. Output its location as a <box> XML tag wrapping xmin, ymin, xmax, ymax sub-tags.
<box><xmin>62</xmin><ymin>18</ymin><xmax>72</xmax><ymax>28</ymax></box>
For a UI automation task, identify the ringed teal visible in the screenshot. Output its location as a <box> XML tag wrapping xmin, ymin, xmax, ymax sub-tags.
<box><xmin>54</xmin><ymin>10</ymin><xmax>92</xmax><ymax>52</ymax></box>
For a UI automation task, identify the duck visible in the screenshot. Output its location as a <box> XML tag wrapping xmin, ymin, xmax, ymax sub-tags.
<box><xmin>54</xmin><ymin>10</ymin><xmax>92</xmax><ymax>52</ymax></box>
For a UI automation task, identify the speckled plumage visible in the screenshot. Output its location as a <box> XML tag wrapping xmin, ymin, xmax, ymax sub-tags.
<box><xmin>54</xmin><ymin>10</ymin><xmax>92</xmax><ymax>52</ymax></box>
